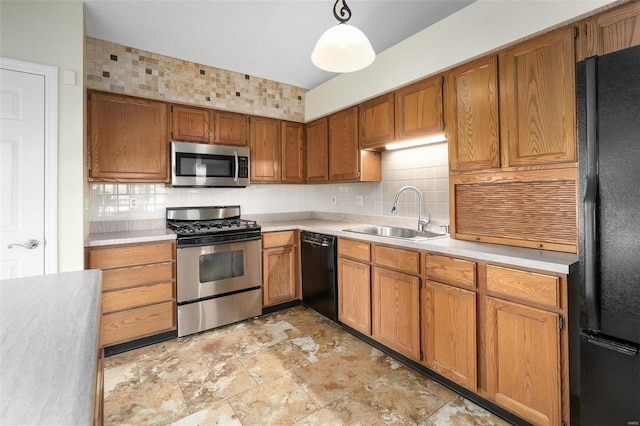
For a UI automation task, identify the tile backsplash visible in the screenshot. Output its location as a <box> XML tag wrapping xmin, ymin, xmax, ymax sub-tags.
<box><xmin>91</xmin><ymin>142</ymin><xmax>449</xmax><ymax>225</ymax></box>
<box><xmin>86</xmin><ymin>37</ymin><xmax>306</xmax><ymax>122</ymax></box>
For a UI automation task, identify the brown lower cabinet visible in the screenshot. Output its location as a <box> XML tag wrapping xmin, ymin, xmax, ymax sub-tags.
<box><xmin>335</xmin><ymin>237</ymin><xmax>568</xmax><ymax>426</ymax></box>
<box><xmin>372</xmin><ymin>245</ymin><xmax>421</xmax><ymax>360</ymax></box>
<box><xmin>422</xmin><ymin>281</ymin><xmax>477</xmax><ymax>390</ymax></box>
<box><xmin>337</xmin><ymin>239</ymin><xmax>372</xmax><ymax>335</ymax></box>
<box><xmin>484</xmin><ymin>264</ymin><xmax>564</xmax><ymax>426</ymax></box>
<box><xmin>262</xmin><ymin>231</ymin><xmax>300</xmax><ymax>307</ymax></box>
<box><xmin>485</xmin><ymin>297</ymin><xmax>561</xmax><ymax>426</ymax></box>
<box><xmin>85</xmin><ymin>241</ymin><xmax>177</xmax><ymax>348</ymax></box>
<box><xmin>422</xmin><ymin>253</ymin><xmax>478</xmax><ymax>391</ymax></box>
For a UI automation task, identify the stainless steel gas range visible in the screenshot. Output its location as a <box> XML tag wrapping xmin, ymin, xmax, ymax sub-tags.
<box><xmin>167</xmin><ymin>206</ymin><xmax>262</xmax><ymax>337</ymax></box>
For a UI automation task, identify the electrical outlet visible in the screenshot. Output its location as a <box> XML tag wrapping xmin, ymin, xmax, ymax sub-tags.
<box><xmin>331</xmin><ymin>195</ymin><xmax>337</xmax><ymax>205</ymax></box>
<box><xmin>129</xmin><ymin>197</ymin><xmax>137</xmax><ymax>208</ymax></box>
<box><xmin>355</xmin><ymin>195</ymin><xmax>363</xmax><ymax>205</ymax></box>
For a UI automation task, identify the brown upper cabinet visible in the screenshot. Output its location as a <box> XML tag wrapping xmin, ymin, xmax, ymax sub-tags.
<box><xmin>170</xmin><ymin>105</ymin><xmax>249</xmax><ymax>146</ymax></box>
<box><xmin>359</xmin><ymin>93</ymin><xmax>395</xmax><ymax>149</ymax></box>
<box><xmin>88</xmin><ymin>90</ymin><xmax>169</xmax><ymax>183</ymax></box>
<box><xmin>329</xmin><ymin>107</ymin><xmax>360</xmax><ymax>181</ymax></box>
<box><xmin>499</xmin><ymin>27</ymin><xmax>576</xmax><ymax>167</ymax></box>
<box><xmin>171</xmin><ymin>105</ymin><xmax>213</xmax><ymax>143</ymax></box>
<box><xmin>281</xmin><ymin>121</ymin><xmax>305</xmax><ymax>183</ymax></box>
<box><xmin>215</xmin><ymin>110</ymin><xmax>249</xmax><ymax>146</ymax></box>
<box><xmin>329</xmin><ymin>107</ymin><xmax>381</xmax><ymax>182</ymax></box>
<box><xmin>306</xmin><ymin>117</ymin><xmax>329</xmax><ymax>182</ymax></box>
<box><xmin>395</xmin><ymin>75</ymin><xmax>444</xmax><ymax>140</ymax></box>
<box><xmin>250</xmin><ymin>116</ymin><xmax>281</xmax><ymax>182</ymax></box>
<box><xmin>577</xmin><ymin>1</ymin><xmax>640</xmax><ymax>60</ymax></box>
<box><xmin>446</xmin><ymin>56</ymin><xmax>500</xmax><ymax>172</ymax></box>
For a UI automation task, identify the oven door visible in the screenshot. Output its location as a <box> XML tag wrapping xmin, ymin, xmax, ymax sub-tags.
<box><xmin>177</xmin><ymin>238</ymin><xmax>261</xmax><ymax>303</ymax></box>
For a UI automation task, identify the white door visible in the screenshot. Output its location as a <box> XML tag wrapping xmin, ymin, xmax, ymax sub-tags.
<box><xmin>0</xmin><ymin>67</ymin><xmax>47</xmax><ymax>278</ymax></box>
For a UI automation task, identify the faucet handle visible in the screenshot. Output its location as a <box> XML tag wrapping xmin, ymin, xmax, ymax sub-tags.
<box><xmin>419</xmin><ymin>213</ymin><xmax>430</xmax><ymax>224</ymax></box>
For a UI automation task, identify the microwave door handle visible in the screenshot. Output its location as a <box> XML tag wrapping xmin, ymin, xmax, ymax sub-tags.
<box><xmin>234</xmin><ymin>151</ymin><xmax>239</xmax><ymax>183</ymax></box>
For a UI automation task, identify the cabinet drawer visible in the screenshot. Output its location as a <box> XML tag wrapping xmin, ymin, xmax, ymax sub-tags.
<box><xmin>102</xmin><ymin>262</ymin><xmax>174</xmax><ymax>291</ymax></box>
<box><xmin>338</xmin><ymin>239</ymin><xmax>371</xmax><ymax>262</ymax></box>
<box><xmin>486</xmin><ymin>265</ymin><xmax>560</xmax><ymax>309</ymax></box>
<box><xmin>87</xmin><ymin>241</ymin><xmax>175</xmax><ymax>269</ymax></box>
<box><xmin>102</xmin><ymin>282</ymin><xmax>174</xmax><ymax>314</ymax></box>
<box><xmin>375</xmin><ymin>245</ymin><xmax>420</xmax><ymax>275</ymax></box>
<box><xmin>101</xmin><ymin>301</ymin><xmax>175</xmax><ymax>347</ymax></box>
<box><xmin>425</xmin><ymin>254</ymin><xmax>476</xmax><ymax>288</ymax></box>
<box><xmin>262</xmin><ymin>231</ymin><xmax>296</xmax><ymax>248</ymax></box>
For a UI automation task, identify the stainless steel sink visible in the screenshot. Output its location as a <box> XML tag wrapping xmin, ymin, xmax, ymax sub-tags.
<box><xmin>344</xmin><ymin>226</ymin><xmax>448</xmax><ymax>241</ymax></box>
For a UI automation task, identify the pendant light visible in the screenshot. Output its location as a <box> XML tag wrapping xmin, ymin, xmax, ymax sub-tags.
<box><xmin>311</xmin><ymin>0</ymin><xmax>375</xmax><ymax>73</ymax></box>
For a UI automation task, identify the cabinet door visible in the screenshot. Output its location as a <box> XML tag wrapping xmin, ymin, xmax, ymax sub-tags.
<box><xmin>499</xmin><ymin>28</ymin><xmax>576</xmax><ymax>167</ymax></box>
<box><xmin>422</xmin><ymin>281</ymin><xmax>477</xmax><ymax>390</ymax></box>
<box><xmin>359</xmin><ymin>93</ymin><xmax>394</xmax><ymax>149</ymax></box>
<box><xmin>485</xmin><ymin>297</ymin><xmax>561</xmax><ymax>426</ymax></box>
<box><xmin>171</xmin><ymin>105</ymin><xmax>213</xmax><ymax>143</ymax></box>
<box><xmin>447</xmin><ymin>56</ymin><xmax>500</xmax><ymax>172</ymax></box>
<box><xmin>337</xmin><ymin>257</ymin><xmax>371</xmax><ymax>335</ymax></box>
<box><xmin>250</xmin><ymin>116</ymin><xmax>281</xmax><ymax>182</ymax></box>
<box><xmin>329</xmin><ymin>107</ymin><xmax>360</xmax><ymax>181</ymax></box>
<box><xmin>262</xmin><ymin>246</ymin><xmax>297</xmax><ymax>307</ymax></box>
<box><xmin>579</xmin><ymin>1</ymin><xmax>640</xmax><ymax>59</ymax></box>
<box><xmin>306</xmin><ymin>117</ymin><xmax>329</xmax><ymax>182</ymax></box>
<box><xmin>394</xmin><ymin>76</ymin><xmax>444</xmax><ymax>140</ymax></box>
<box><xmin>215</xmin><ymin>111</ymin><xmax>248</xmax><ymax>146</ymax></box>
<box><xmin>372</xmin><ymin>267</ymin><xmax>420</xmax><ymax>360</ymax></box>
<box><xmin>88</xmin><ymin>91</ymin><xmax>169</xmax><ymax>182</ymax></box>
<box><xmin>281</xmin><ymin>121</ymin><xmax>305</xmax><ymax>182</ymax></box>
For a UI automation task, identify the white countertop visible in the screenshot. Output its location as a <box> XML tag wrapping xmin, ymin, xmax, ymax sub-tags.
<box><xmin>0</xmin><ymin>269</ymin><xmax>102</xmax><ymax>425</ymax></box>
<box><xmin>84</xmin><ymin>218</ymin><xmax>577</xmax><ymax>274</ymax></box>
<box><xmin>84</xmin><ymin>228</ymin><xmax>176</xmax><ymax>247</ymax></box>
<box><xmin>260</xmin><ymin>219</ymin><xmax>578</xmax><ymax>274</ymax></box>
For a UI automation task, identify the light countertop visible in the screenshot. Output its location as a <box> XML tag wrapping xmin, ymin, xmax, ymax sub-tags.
<box><xmin>0</xmin><ymin>269</ymin><xmax>102</xmax><ymax>425</ymax></box>
<box><xmin>85</xmin><ymin>218</ymin><xmax>577</xmax><ymax>274</ymax></box>
<box><xmin>84</xmin><ymin>228</ymin><xmax>176</xmax><ymax>247</ymax></box>
<box><xmin>260</xmin><ymin>219</ymin><xmax>578</xmax><ymax>274</ymax></box>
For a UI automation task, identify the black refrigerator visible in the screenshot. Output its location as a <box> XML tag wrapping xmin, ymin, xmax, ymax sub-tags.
<box><xmin>574</xmin><ymin>45</ymin><xmax>640</xmax><ymax>425</ymax></box>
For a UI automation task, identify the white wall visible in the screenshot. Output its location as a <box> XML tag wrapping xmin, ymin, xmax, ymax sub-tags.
<box><xmin>0</xmin><ymin>0</ymin><xmax>85</xmax><ymax>272</ymax></box>
<box><xmin>305</xmin><ymin>0</ymin><xmax>617</xmax><ymax>120</ymax></box>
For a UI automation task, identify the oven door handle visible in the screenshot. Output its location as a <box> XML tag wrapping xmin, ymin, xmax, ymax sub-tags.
<box><xmin>234</xmin><ymin>151</ymin><xmax>239</xmax><ymax>183</ymax></box>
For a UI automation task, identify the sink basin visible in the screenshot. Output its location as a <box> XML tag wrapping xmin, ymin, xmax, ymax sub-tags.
<box><xmin>344</xmin><ymin>226</ymin><xmax>448</xmax><ymax>241</ymax></box>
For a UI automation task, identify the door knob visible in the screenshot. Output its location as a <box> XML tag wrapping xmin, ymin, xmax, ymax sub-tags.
<box><xmin>7</xmin><ymin>239</ymin><xmax>39</xmax><ymax>249</ymax></box>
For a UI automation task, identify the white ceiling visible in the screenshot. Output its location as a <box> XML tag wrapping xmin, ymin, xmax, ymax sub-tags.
<box><xmin>83</xmin><ymin>0</ymin><xmax>475</xmax><ymax>90</ymax></box>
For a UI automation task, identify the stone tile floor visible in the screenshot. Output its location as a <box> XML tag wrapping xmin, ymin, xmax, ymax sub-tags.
<box><xmin>104</xmin><ymin>306</ymin><xmax>512</xmax><ymax>425</ymax></box>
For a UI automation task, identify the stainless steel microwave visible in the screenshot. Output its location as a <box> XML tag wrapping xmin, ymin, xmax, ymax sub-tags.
<box><xmin>171</xmin><ymin>141</ymin><xmax>250</xmax><ymax>187</ymax></box>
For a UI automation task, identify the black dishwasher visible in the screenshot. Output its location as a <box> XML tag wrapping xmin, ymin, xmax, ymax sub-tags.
<box><xmin>300</xmin><ymin>231</ymin><xmax>338</xmax><ymax>322</ymax></box>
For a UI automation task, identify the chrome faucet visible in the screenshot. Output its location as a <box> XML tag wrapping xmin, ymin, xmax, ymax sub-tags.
<box><xmin>391</xmin><ymin>185</ymin><xmax>430</xmax><ymax>231</ymax></box>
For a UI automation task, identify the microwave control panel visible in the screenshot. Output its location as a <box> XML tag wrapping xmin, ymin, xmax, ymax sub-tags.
<box><xmin>238</xmin><ymin>157</ymin><xmax>249</xmax><ymax>178</ymax></box>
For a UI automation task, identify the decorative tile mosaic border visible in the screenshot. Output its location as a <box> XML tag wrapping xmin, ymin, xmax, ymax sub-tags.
<box><xmin>85</xmin><ymin>37</ymin><xmax>306</xmax><ymax>122</ymax></box>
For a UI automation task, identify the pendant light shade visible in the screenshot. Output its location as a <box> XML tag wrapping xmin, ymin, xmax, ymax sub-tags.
<box><xmin>311</xmin><ymin>0</ymin><xmax>375</xmax><ymax>73</ymax></box>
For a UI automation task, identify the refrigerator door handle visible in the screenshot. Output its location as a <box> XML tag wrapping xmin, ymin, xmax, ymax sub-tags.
<box><xmin>581</xmin><ymin>331</ymin><xmax>639</xmax><ymax>357</ymax></box>
<box><xmin>584</xmin><ymin>56</ymin><xmax>601</xmax><ymax>332</ymax></box>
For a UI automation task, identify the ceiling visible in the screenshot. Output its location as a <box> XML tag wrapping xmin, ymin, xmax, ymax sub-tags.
<box><xmin>83</xmin><ymin>0</ymin><xmax>476</xmax><ymax>90</ymax></box>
